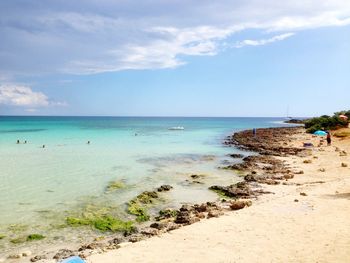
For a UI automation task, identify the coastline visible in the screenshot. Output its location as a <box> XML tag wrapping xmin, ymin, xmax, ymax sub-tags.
<box><xmin>86</xmin><ymin>126</ymin><xmax>350</xmax><ymax>263</ymax></box>
<box><xmin>4</xmin><ymin>126</ymin><xmax>350</xmax><ymax>262</ymax></box>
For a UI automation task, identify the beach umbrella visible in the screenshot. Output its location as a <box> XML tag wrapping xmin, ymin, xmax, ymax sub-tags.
<box><xmin>60</xmin><ymin>256</ymin><xmax>85</xmax><ymax>263</ymax></box>
<box><xmin>313</xmin><ymin>130</ymin><xmax>327</xmax><ymax>136</ymax></box>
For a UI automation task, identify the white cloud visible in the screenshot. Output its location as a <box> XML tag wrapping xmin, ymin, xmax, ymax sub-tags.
<box><xmin>1</xmin><ymin>1</ymin><xmax>350</xmax><ymax>74</ymax></box>
<box><xmin>235</xmin><ymin>33</ymin><xmax>295</xmax><ymax>48</ymax></box>
<box><xmin>0</xmin><ymin>85</ymin><xmax>67</xmax><ymax>107</ymax></box>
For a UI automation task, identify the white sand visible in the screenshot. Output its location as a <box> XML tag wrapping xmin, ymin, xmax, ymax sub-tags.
<box><xmin>88</xmin><ymin>131</ymin><xmax>350</xmax><ymax>263</ymax></box>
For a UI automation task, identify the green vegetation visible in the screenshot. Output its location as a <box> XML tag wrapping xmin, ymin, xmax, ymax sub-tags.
<box><xmin>136</xmin><ymin>191</ymin><xmax>158</xmax><ymax>204</ymax></box>
<box><xmin>335</xmin><ymin>110</ymin><xmax>350</xmax><ymax>119</ymax></box>
<box><xmin>305</xmin><ymin>112</ymin><xmax>349</xmax><ymax>133</ymax></box>
<box><xmin>126</xmin><ymin>191</ymin><xmax>159</xmax><ymax>222</ymax></box>
<box><xmin>0</xmin><ymin>235</ymin><xmax>6</xmax><ymax>240</ymax></box>
<box><xmin>10</xmin><ymin>237</ymin><xmax>26</xmax><ymax>244</ymax></box>
<box><xmin>66</xmin><ymin>215</ymin><xmax>135</xmax><ymax>234</ymax></box>
<box><xmin>209</xmin><ymin>188</ymin><xmax>233</xmax><ymax>199</ymax></box>
<box><xmin>8</xmin><ymin>224</ymin><xmax>28</xmax><ymax>233</ymax></box>
<box><xmin>27</xmin><ymin>234</ymin><xmax>45</xmax><ymax>241</ymax></box>
<box><xmin>127</xmin><ymin>201</ymin><xmax>150</xmax><ymax>222</ymax></box>
<box><xmin>159</xmin><ymin>209</ymin><xmax>178</xmax><ymax>218</ymax></box>
<box><xmin>105</xmin><ymin>180</ymin><xmax>126</xmax><ymax>192</ymax></box>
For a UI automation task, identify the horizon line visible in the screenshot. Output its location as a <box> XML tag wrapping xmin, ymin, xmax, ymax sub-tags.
<box><xmin>0</xmin><ymin>115</ymin><xmax>308</xmax><ymax>118</ymax></box>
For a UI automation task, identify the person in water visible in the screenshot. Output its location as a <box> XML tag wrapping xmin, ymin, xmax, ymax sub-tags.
<box><xmin>17</xmin><ymin>139</ymin><xmax>20</xmax><ymax>144</ymax></box>
<box><xmin>326</xmin><ymin>131</ymin><xmax>331</xmax><ymax>146</ymax></box>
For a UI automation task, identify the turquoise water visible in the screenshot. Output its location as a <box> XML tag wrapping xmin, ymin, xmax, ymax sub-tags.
<box><xmin>0</xmin><ymin>117</ymin><xmax>291</xmax><ymax>253</ymax></box>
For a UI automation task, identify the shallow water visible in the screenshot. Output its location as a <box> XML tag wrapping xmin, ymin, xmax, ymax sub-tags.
<box><xmin>0</xmin><ymin>116</ymin><xmax>291</xmax><ymax>254</ymax></box>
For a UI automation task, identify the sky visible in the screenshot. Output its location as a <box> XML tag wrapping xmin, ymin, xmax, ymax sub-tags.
<box><xmin>0</xmin><ymin>0</ymin><xmax>349</xmax><ymax>117</ymax></box>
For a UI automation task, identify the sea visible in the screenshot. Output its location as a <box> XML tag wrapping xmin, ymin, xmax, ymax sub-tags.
<box><xmin>0</xmin><ymin>116</ymin><xmax>293</xmax><ymax>254</ymax></box>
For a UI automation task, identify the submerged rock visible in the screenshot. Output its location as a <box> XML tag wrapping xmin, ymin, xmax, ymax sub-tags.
<box><xmin>229</xmin><ymin>153</ymin><xmax>244</xmax><ymax>158</ymax></box>
<box><xmin>157</xmin><ymin>185</ymin><xmax>173</xmax><ymax>192</ymax></box>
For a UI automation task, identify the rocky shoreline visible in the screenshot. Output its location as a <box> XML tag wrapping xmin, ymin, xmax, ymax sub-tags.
<box><xmin>7</xmin><ymin>126</ymin><xmax>308</xmax><ymax>262</ymax></box>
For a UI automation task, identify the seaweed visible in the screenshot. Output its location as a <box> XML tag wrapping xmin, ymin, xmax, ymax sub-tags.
<box><xmin>66</xmin><ymin>215</ymin><xmax>135</xmax><ymax>234</ymax></box>
<box><xmin>105</xmin><ymin>180</ymin><xmax>126</xmax><ymax>192</ymax></box>
<box><xmin>27</xmin><ymin>234</ymin><xmax>45</xmax><ymax>241</ymax></box>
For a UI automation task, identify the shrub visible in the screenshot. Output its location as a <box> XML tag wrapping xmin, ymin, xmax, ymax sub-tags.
<box><xmin>305</xmin><ymin>114</ymin><xmax>348</xmax><ymax>133</ymax></box>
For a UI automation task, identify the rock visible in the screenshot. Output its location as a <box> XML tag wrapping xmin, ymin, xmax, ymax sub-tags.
<box><xmin>165</xmin><ymin>222</ymin><xmax>180</xmax><ymax>231</ymax></box>
<box><xmin>196</xmin><ymin>212</ymin><xmax>206</xmax><ymax>219</ymax></box>
<box><xmin>155</xmin><ymin>209</ymin><xmax>178</xmax><ymax>221</ymax></box>
<box><xmin>295</xmin><ymin>170</ymin><xmax>304</xmax><ymax>174</ymax></box>
<box><xmin>318</xmin><ymin>168</ymin><xmax>326</xmax><ymax>172</ymax></box>
<box><xmin>209</xmin><ymin>182</ymin><xmax>255</xmax><ymax>199</ymax></box>
<box><xmin>175</xmin><ymin>211</ymin><xmax>192</xmax><ymax>224</ymax></box>
<box><xmin>136</xmin><ymin>191</ymin><xmax>159</xmax><ymax>204</ymax></box>
<box><xmin>53</xmin><ymin>249</ymin><xmax>74</xmax><ymax>260</ymax></box>
<box><xmin>179</xmin><ymin>204</ymin><xmax>194</xmax><ymax>212</ymax></box>
<box><xmin>229</xmin><ymin>153</ymin><xmax>244</xmax><ymax>158</ymax></box>
<box><xmin>79</xmin><ymin>242</ymin><xmax>104</xmax><ymax>251</ymax></box>
<box><xmin>193</xmin><ymin>203</ymin><xmax>208</xmax><ymax>212</ymax></box>
<box><xmin>150</xmin><ymin>222</ymin><xmax>167</xmax><ymax>230</ymax></box>
<box><xmin>157</xmin><ymin>185</ymin><xmax>173</xmax><ymax>192</ymax></box>
<box><xmin>283</xmin><ymin>174</ymin><xmax>294</xmax><ymax>180</ymax></box>
<box><xmin>303</xmin><ymin>159</ymin><xmax>312</xmax><ymax>164</ymax></box>
<box><xmin>341</xmin><ymin>162</ymin><xmax>348</xmax><ymax>167</ymax></box>
<box><xmin>30</xmin><ymin>255</ymin><xmax>47</xmax><ymax>262</ymax></box>
<box><xmin>141</xmin><ymin>228</ymin><xmax>160</xmax><ymax>236</ymax></box>
<box><xmin>229</xmin><ymin>200</ymin><xmax>252</xmax><ymax>210</ymax></box>
<box><xmin>294</xmin><ymin>199</ymin><xmax>299</xmax><ymax>202</ymax></box>
<box><xmin>339</xmin><ymin>151</ymin><xmax>347</xmax><ymax>156</ymax></box>
<box><xmin>300</xmin><ymin>192</ymin><xmax>307</xmax><ymax>196</ymax></box>
<box><xmin>108</xmin><ymin>237</ymin><xmax>122</xmax><ymax>246</ymax></box>
<box><xmin>22</xmin><ymin>250</ymin><xmax>32</xmax><ymax>257</ymax></box>
<box><xmin>190</xmin><ymin>174</ymin><xmax>201</xmax><ymax>179</ymax></box>
<box><xmin>207</xmin><ymin>210</ymin><xmax>224</xmax><ymax>218</ymax></box>
<box><xmin>128</xmin><ymin>234</ymin><xmax>144</xmax><ymax>243</ymax></box>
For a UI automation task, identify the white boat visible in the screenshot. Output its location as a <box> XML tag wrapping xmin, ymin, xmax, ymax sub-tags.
<box><xmin>168</xmin><ymin>126</ymin><xmax>184</xmax><ymax>130</ymax></box>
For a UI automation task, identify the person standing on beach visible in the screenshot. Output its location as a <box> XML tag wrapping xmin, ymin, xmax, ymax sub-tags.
<box><xmin>326</xmin><ymin>131</ymin><xmax>331</xmax><ymax>146</ymax></box>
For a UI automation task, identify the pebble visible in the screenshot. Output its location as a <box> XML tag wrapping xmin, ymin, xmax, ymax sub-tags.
<box><xmin>22</xmin><ymin>250</ymin><xmax>32</xmax><ymax>257</ymax></box>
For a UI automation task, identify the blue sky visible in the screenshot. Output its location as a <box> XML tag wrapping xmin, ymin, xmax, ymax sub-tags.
<box><xmin>0</xmin><ymin>1</ymin><xmax>349</xmax><ymax>117</ymax></box>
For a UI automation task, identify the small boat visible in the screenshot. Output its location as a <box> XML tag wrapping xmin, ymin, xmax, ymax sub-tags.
<box><xmin>168</xmin><ymin>126</ymin><xmax>184</xmax><ymax>130</ymax></box>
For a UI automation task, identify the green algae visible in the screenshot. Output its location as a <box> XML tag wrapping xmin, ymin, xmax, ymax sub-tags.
<box><xmin>0</xmin><ymin>235</ymin><xmax>6</xmax><ymax>240</ymax></box>
<box><xmin>66</xmin><ymin>215</ymin><xmax>135</xmax><ymax>234</ymax></box>
<box><xmin>159</xmin><ymin>209</ymin><xmax>178</xmax><ymax>218</ymax></box>
<box><xmin>127</xmin><ymin>201</ymin><xmax>150</xmax><ymax>222</ymax></box>
<box><xmin>10</xmin><ymin>237</ymin><xmax>26</xmax><ymax>244</ymax></box>
<box><xmin>136</xmin><ymin>191</ymin><xmax>158</xmax><ymax>204</ymax></box>
<box><xmin>105</xmin><ymin>180</ymin><xmax>126</xmax><ymax>192</ymax></box>
<box><xmin>209</xmin><ymin>188</ymin><xmax>233</xmax><ymax>199</ymax></box>
<box><xmin>8</xmin><ymin>224</ymin><xmax>28</xmax><ymax>233</ymax></box>
<box><xmin>126</xmin><ymin>191</ymin><xmax>159</xmax><ymax>222</ymax></box>
<box><xmin>27</xmin><ymin>234</ymin><xmax>45</xmax><ymax>241</ymax></box>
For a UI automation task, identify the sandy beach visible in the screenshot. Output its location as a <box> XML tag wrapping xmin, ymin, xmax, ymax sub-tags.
<box><xmin>87</xmin><ymin>128</ymin><xmax>350</xmax><ymax>263</ymax></box>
